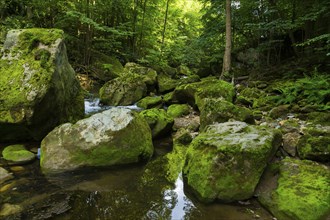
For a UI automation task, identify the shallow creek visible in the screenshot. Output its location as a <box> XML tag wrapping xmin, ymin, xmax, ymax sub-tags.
<box><xmin>0</xmin><ymin>99</ymin><xmax>274</xmax><ymax>219</ymax></box>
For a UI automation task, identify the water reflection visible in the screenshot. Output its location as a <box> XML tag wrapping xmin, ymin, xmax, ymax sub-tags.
<box><xmin>0</xmin><ymin>153</ymin><xmax>274</xmax><ymax>220</ymax></box>
<box><xmin>164</xmin><ymin>173</ymin><xmax>196</xmax><ymax>220</ymax></box>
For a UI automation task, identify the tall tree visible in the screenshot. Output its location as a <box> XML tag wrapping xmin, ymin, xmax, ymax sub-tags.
<box><xmin>221</xmin><ymin>0</ymin><xmax>232</xmax><ymax>80</ymax></box>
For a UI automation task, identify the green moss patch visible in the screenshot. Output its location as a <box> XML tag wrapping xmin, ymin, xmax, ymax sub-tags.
<box><xmin>259</xmin><ymin>158</ymin><xmax>330</xmax><ymax>220</ymax></box>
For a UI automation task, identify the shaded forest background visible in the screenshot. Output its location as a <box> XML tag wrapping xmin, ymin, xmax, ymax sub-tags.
<box><xmin>0</xmin><ymin>0</ymin><xmax>329</xmax><ymax>79</ymax></box>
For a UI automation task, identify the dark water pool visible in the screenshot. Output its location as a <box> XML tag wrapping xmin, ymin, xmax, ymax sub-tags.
<box><xmin>0</xmin><ymin>142</ymin><xmax>274</xmax><ymax>220</ymax></box>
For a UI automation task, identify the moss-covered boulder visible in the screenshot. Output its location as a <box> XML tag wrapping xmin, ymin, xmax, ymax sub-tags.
<box><xmin>40</xmin><ymin>108</ymin><xmax>153</xmax><ymax>174</ymax></box>
<box><xmin>90</xmin><ymin>52</ymin><xmax>124</xmax><ymax>81</ymax></box>
<box><xmin>99</xmin><ymin>73</ymin><xmax>147</xmax><ymax>106</ymax></box>
<box><xmin>198</xmin><ymin>98</ymin><xmax>255</xmax><ymax>130</ymax></box>
<box><xmin>297</xmin><ymin>125</ymin><xmax>330</xmax><ymax>162</ymax></box>
<box><xmin>167</xmin><ymin>104</ymin><xmax>191</xmax><ymax>118</ymax></box>
<box><xmin>269</xmin><ymin>105</ymin><xmax>290</xmax><ymax>119</ymax></box>
<box><xmin>173</xmin><ymin>77</ymin><xmax>235</xmax><ymax>107</ymax></box>
<box><xmin>257</xmin><ymin>158</ymin><xmax>330</xmax><ymax>220</ymax></box>
<box><xmin>183</xmin><ymin>121</ymin><xmax>282</xmax><ymax>203</ymax></box>
<box><xmin>0</xmin><ymin>29</ymin><xmax>84</xmax><ymax>141</ymax></box>
<box><xmin>2</xmin><ymin>144</ymin><xmax>35</xmax><ymax>165</ymax></box>
<box><xmin>136</xmin><ymin>96</ymin><xmax>163</xmax><ymax>109</ymax></box>
<box><xmin>157</xmin><ymin>72</ymin><xmax>200</xmax><ymax>94</ymax></box>
<box><xmin>307</xmin><ymin>112</ymin><xmax>330</xmax><ymax>126</ymax></box>
<box><xmin>140</xmin><ymin>108</ymin><xmax>174</xmax><ymax>138</ymax></box>
<box><xmin>124</xmin><ymin>62</ymin><xmax>157</xmax><ymax>87</ymax></box>
<box><xmin>237</xmin><ymin>87</ymin><xmax>273</xmax><ymax>110</ymax></box>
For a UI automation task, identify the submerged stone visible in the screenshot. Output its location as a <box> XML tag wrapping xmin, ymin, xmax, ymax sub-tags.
<box><xmin>183</xmin><ymin>121</ymin><xmax>282</xmax><ymax>203</ymax></box>
<box><xmin>258</xmin><ymin>158</ymin><xmax>330</xmax><ymax>220</ymax></box>
<box><xmin>0</xmin><ymin>28</ymin><xmax>84</xmax><ymax>141</ymax></box>
<box><xmin>40</xmin><ymin>108</ymin><xmax>154</xmax><ymax>174</ymax></box>
<box><xmin>0</xmin><ymin>167</ymin><xmax>14</xmax><ymax>184</ymax></box>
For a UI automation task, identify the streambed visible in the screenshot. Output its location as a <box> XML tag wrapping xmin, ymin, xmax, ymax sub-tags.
<box><xmin>0</xmin><ymin>99</ymin><xmax>274</xmax><ymax>219</ymax></box>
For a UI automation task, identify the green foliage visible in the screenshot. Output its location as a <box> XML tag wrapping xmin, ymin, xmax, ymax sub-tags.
<box><xmin>272</xmin><ymin>73</ymin><xmax>330</xmax><ymax>109</ymax></box>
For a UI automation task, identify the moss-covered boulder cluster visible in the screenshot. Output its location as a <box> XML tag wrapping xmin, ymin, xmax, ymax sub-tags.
<box><xmin>0</xmin><ymin>28</ymin><xmax>84</xmax><ymax>141</ymax></box>
<box><xmin>1</xmin><ymin>28</ymin><xmax>329</xmax><ymax>220</ymax></box>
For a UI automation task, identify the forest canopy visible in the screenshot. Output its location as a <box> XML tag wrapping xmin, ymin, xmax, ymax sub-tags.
<box><xmin>0</xmin><ymin>0</ymin><xmax>329</xmax><ymax>78</ymax></box>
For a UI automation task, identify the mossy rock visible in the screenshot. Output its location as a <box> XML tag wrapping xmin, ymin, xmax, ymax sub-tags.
<box><xmin>198</xmin><ymin>98</ymin><xmax>255</xmax><ymax>130</ymax></box>
<box><xmin>173</xmin><ymin>77</ymin><xmax>235</xmax><ymax>107</ymax></box>
<box><xmin>167</xmin><ymin>104</ymin><xmax>191</xmax><ymax>118</ymax></box>
<box><xmin>157</xmin><ymin>72</ymin><xmax>200</xmax><ymax>94</ymax></box>
<box><xmin>0</xmin><ymin>28</ymin><xmax>84</xmax><ymax>141</ymax></box>
<box><xmin>172</xmin><ymin>128</ymin><xmax>193</xmax><ymax>145</ymax></box>
<box><xmin>307</xmin><ymin>112</ymin><xmax>330</xmax><ymax>126</ymax></box>
<box><xmin>140</xmin><ymin>108</ymin><xmax>174</xmax><ymax>139</ymax></box>
<box><xmin>269</xmin><ymin>105</ymin><xmax>290</xmax><ymax>119</ymax></box>
<box><xmin>163</xmin><ymin>91</ymin><xmax>175</xmax><ymax>104</ymax></box>
<box><xmin>2</xmin><ymin>144</ymin><xmax>35</xmax><ymax>164</ymax></box>
<box><xmin>124</xmin><ymin>62</ymin><xmax>157</xmax><ymax>86</ymax></box>
<box><xmin>136</xmin><ymin>96</ymin><xmax>163</xmax><ymax>109</ymax></box>
<box><xmin>90</xmin><ymin>52</ymin><xmax>124</xmax><ymax>81</ymax></box>
<box><xmin>183</xmin><ymin>121</ymin><xmax>282</xmax><ymax>203</ymax></box>
<box><xmin>41</xmin><ymin>108</ymin><xmax>153</xmax><ymax>174</ymax></box>
<box><xmin>258</xmin><ymin>158</ymin><xmax>330</xmax><ymax>220</ymax></box>
<box><xmin>99</xmin><ymin>73</ymin><xmax>147</xmax><ymax>106</ymax></box>
<box><xmin>297</xmin><ymin>125</ymin><xmax>330</xmax><ymax>162</ymax></box>
<box><xmin>238</xmin><ymin>87</ymin><xmax>274</xmax><ymax>110</ymax></box>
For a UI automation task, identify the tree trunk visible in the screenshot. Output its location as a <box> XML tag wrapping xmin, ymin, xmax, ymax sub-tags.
<box><xmin>139</xmin><ymin>0</ymin><xmax>148</xmax><ymax>52</ymax></box>
<box><xmin>221</xmin><ymin>0</ymin><xmax>232</xmax><ymax>80</ymax></box>
<box><xmin>161</xmin><ymin>0</ymin><xmax>170</xmax><ymax>47</ymax></box>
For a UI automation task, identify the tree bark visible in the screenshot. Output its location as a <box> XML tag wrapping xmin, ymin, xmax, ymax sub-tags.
<box><xmin>161</xmin><ymin>0</ymin><xmax>170</xmax><ymax>47</ymax></box>
<box><xmin>221</xmin><ymin>0</ymin><xmax>232</xmax><ymax>80</ymax></box>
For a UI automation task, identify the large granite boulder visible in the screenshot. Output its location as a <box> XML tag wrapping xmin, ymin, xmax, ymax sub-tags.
<box><xmin>257</xmin><ymin>158</ymin><xmax>330</xmax><ymax>220</ymax></box>
<box><xmin>157</xmin><ymin>72</ymin><xmax>200</xmax><ymax>94</ymax></box>
<box><xmin>0</xmin><ymin>29</ymin><xmax>84</xmax><ymax>141</ymax></box>
<box><xmin>173</xmin><ymin>77</ymin><xmax>235</xmax><ymax>107</ymax></box>
<box><xmin>40</xmin><ymin>108</ymin><xmax>154</xmax><ymax>174</ymax></box>
<box><xmin>183</xmin><ymin>121</ymin><xmax>282</xmax><ymax>202</ymax></box>
<box><xmin>99</xmin><ymin>73</ymin><xmax>147</xmax><ymax>106</ymax></box>
<box><xmin>198</xmin><ymin>98</ymin><xmax>254</xmax><ymax>130</ymax></box>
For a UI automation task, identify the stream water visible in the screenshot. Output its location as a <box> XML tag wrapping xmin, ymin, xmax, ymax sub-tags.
<box><xmin>0</xmin><ymin>99</ymin><xmax>275</xmax><ymax>220</ymax></box>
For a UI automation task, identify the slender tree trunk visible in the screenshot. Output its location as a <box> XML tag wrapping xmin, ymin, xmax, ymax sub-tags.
<box><xmin>139</xmin><ymin>0</ymin><xmax>148</xmax><ymax>52</ymax></box>
<box><xmin>161</xmin><ymin>0</ymin><xmax>170</xmax><ymax>47</ymax></box>
<box><xmin>221</xmin><ymin>0</ymin><xmax>232</xmax><ymax>80</ymax></box>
